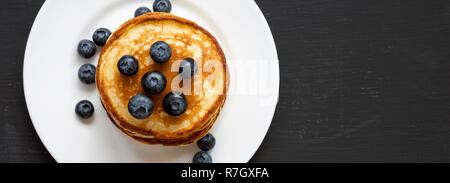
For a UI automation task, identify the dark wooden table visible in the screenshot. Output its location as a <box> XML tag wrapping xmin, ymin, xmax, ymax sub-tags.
<box><xmin>1</xmin><ymin>0</ymin><xmax>450</xmax><ymax>163</ymax></box>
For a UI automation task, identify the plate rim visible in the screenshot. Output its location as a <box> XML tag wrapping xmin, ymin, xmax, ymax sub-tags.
<box><xmin>23</xmin><ymin>0</ymin><xmax>279</xmax><ymax>163</ymax></box>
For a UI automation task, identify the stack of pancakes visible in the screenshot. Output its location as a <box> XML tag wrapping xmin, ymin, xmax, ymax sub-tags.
<box><xmin>96</xmin><ymin>13</ymin><xmax>228</xmax><ymax>146</ymax></box>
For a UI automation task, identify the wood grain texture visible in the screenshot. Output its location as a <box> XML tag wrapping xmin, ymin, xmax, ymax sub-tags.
<box><xmin>1</xmin><ymin>0</ymin><xmax>450</xmax><ymax>163</ymax></box>
<box><xmin>0</xmin><ymin>0</ymin><xmax>54</xmax><ymax>162</ymax></box>
<box><xmin>250</xmin><ymin>0</ymin><xmax>450</xmax><ymax>162</ymax></box>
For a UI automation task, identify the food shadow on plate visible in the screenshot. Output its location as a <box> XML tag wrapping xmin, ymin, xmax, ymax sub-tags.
<box><xmin>76</xmin><ymin>80</ymin><xmax>97</xmax><ymax>92</ymax></box>
<box><xmin>96</xmin><ymin>119</ymin><xmax>199</xmax><ymax>162</ymax></box>
<box><xmin>91</xmin><ymin>102</ymin><xmax>199</xmax><ymax>162</ymax></box>
<box><xmin>75</xmin><ymin>111</ymin><xmax>96</xmax><ymax>125</ymax></box>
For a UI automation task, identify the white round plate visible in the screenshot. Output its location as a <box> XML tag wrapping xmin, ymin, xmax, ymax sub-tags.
<box><xmin>24</xmin><ymin>0</ymin><xmax>279</xmax><ymax>163</ymax></box>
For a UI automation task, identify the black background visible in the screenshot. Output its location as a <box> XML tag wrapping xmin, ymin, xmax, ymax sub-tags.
<box><xmin>1</xmin><ymin>0</ymin><xmax>450</xmax><ymax>163</ymax></box>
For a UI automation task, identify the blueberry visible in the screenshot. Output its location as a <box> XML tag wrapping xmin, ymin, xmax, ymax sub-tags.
<box><xmin>77</xmin><ymin>39</ymin><xmax>97</xmax><ymax>58</ymax></box>
<box><xmin>150</xmin><ymin>41</ymin><xmax>172</xmax><ymax>63</ymax></box>
<box><xmin>179</xmin><ymin>58</ymin><xmax>198</xmax><ymax>79</ymax></box>
<box><xmin>117</xmin><ymin>55</ymin><xmax>139</xmax><ymax>76</ymax></box>
<box><xmin>197</xmin><ymin>133</ymin><xmax>216</xmax><ymax>151</ymax></box>
<box><xmin>163</xmin><ymin>92</ymin><xmax>187</xmax><ymax>116</ymax></box>
<box><xmin>128</xmin><ymin>94</ymin><xmax>154</xmax><ymax>119</ymax></box>
<box><xmin>142</xmin><ymin>71</ymin><xmax>167</xmax><ymax>94</ymax></box>
<box><xmin>75</xmin><ymin>100</ymin><xmax>94</xmax><ymax>119</ymax></box>
<box><xmin>135</xmin><ymin>6</ymin><xmax>151</xmax><ymax>17</ymax></box>
<box><xmin>153</xmin><ymin>0</ymin><xmax>172</xmax><ymax>13</ymax></box>
<box><xmin>78</xmin><ymin>64</ymin><xmax>96</xmax><ymax>84</ymax></box>
<box><xmin>92</xmin><ymin>28</ymin><xmax>111</xmax><ymax>46</ymax></box>
<box><xmin>193</xmin><ymin>151</ymin><xmax>212</xmax><ymax>163</ymax></box>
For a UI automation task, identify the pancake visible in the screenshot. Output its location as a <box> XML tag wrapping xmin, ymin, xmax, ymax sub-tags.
<box><xmin>102</xmin><ymin>100</ymin><xmax>220</xmax><ymax>145</ymax></box>
<box><xmin>96</xmin><ymin>12</ymin><xmax>229</xmax><ymax>145</ymax></box>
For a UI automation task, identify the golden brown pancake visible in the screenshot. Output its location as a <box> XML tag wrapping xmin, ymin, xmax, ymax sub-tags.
<box><xmin>96</xmin><ymin>12</ymin><xmax>228</xmax><ymax>145</ymax></box>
